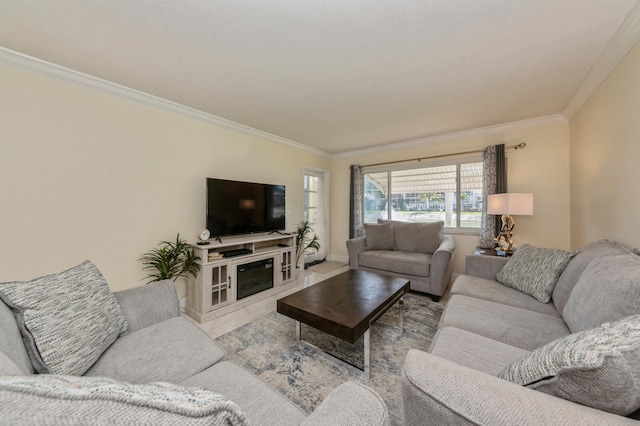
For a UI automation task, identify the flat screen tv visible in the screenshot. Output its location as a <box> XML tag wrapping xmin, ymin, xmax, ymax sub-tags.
<box><xmin>206</xmin><ymin>178</ymin><xmax>286</xmax><ymax>238</ymax></box>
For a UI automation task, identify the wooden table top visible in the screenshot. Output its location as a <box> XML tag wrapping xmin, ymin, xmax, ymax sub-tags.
<box><xmin>277</xmin><ymin>270</ymin><xmax>410</xmax><ymax>343</ymax></box>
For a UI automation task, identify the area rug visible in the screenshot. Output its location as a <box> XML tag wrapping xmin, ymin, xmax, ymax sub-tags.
<box><xmin>215</xmin><ymin>292</ymin><xmax>444</xmax><ymax>425</ymax></box>
<box><xmin>306</xmin><ymin>261</ymin><xmax>347</xmax><ymax>274</ymax></box>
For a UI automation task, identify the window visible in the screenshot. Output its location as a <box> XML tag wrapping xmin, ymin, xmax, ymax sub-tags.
<box><xmin>363</xmin><ymin>159</ymin><xmax>483</xmax><ymax>229</ymax></box>
<box><xmin>303</xmin><ymin>169</ymin><xmax>327</xmax><ymax>262</ymax></box>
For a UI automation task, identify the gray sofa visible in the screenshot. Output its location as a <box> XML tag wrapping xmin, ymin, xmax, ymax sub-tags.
<box><xmin>402</xmin><ymin>239</ymin><xmax>640</xmax><ymax>425</ymax></box>
<box><xmin>0</xmin><ymin>278</ymin><xmax>389</xmax><ymax>425</ymax></box>
<box><xmin>346</xmin><ymin>220</ymin><xmax>455</xmax><ymax>301</ymax></box>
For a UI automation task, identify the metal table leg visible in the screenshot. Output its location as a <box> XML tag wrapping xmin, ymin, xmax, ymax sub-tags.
<box><xmin>294</xmin><ymin>291</ymin><xmax>406</xmax><ymax>381</ymax></box>
<box><xmin>364</xmin><ymin>329</ymin><xmax>370</xmax><ymax>380</ymax></box>
<box><xmin>399</xmin><ymin>296</ymin><xmax>404</xmax><ymax>333</ymax></box>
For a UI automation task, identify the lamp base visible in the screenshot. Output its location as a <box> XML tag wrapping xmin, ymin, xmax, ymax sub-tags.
<box><xmin>495</xmin><ymin>215</ymin><xmax>516</xmax><ymax>252</ymax></box>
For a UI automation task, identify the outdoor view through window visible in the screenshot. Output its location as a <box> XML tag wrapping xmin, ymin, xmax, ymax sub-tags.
<box><xmin>363</xmin><ymin>160</ymin><xmax>483</xmax><ymax>229</ymax></box>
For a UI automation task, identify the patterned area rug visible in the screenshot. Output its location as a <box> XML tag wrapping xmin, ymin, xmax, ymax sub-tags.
<box><xmin>215</xmin><ymin>292</ymin><xmax>444</xmax><ymax>425</ymax></box>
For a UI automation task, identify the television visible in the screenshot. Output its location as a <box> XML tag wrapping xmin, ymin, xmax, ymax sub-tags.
<box><xmin>206</xmin><ymin>178</ymin><xmax>286</xmax><ymax>238</ymax></box>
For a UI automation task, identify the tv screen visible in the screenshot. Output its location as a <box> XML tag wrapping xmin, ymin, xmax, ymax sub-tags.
<box><xmin>206</xmin><ymin>178</ymin><xmax>286</xmax><ymax>237</ymax></box>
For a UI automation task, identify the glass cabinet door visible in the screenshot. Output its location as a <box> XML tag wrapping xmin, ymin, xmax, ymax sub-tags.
<box><xmin>211</xmin><ymin>264</ymin><xmax>229</xmax><ymax>308</ymax></box>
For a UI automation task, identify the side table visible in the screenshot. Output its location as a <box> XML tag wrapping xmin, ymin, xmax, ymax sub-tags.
<box><xmin>474</xmin><ymin>247</ymin><xmax>512</xmax><ymax>257</ymax></box>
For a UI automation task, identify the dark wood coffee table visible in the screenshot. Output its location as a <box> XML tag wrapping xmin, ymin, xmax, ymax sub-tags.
<box><xmin>277</xmin><ymin>270</ymin><xmax>410</xmax><ymax>379</ymax></box>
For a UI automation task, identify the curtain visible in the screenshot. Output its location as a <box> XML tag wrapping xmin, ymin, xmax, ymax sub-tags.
<box><xmin>479</xmin><ymin>144</ymin><xmax>507</xmax><ymax>248</ymax></box>
<box><xmin>349</xmin><ymin>165</ymin><xmax>364</xmax><ymax>239</ymax></box>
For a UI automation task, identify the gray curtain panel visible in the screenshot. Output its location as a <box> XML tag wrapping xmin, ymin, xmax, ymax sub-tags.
<box><xmin>349</xmin><ymin>165</ymin><xmax>364</xmax><ymax>239</ymax></box>
<box><xmin>479</xmin><ymin>144</ymin><xmax>507</xmax><ymax>248</ymax></box>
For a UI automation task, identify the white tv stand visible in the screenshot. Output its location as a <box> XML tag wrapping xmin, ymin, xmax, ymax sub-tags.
<box><xmin>186</xmin><ymin>233</ymin><xmax>296</xmax><ymax>324</ymax></box>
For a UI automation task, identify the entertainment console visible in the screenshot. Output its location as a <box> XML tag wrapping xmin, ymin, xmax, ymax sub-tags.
<box><xmin>185</xmin><ymin>233</ymin><xmax>296</xmax><ymax>324</ymax></box>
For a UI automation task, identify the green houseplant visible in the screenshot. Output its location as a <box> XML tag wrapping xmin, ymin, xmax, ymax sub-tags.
<box><xmin>295</xmin><ymin>220</ymin><xmax>320</xmax><ymax>269</ymax></box>
<box><xmin>139</xmin><ymin>234</ymin><xmax>200</xmax><ymax>283</ymax></box>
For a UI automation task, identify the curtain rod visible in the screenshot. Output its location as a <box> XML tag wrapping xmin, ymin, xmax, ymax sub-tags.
<box><xmin>362</xmin><ymin>141</ymin><xmax>527</xmax><ymax>168</ymax></box>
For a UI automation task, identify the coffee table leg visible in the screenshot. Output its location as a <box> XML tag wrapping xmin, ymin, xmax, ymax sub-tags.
<box><xmin>399</xmin><ymin>296</ymin><xmax>404</xmax><ymax>334</ymax></box>
<box><xmin>296</xmin><ymin>320</ymin><xmax>301</xmax><ymax>341</ymax></box>
<box><xmin>364</xmin><ymin>329</ymin><xmax>371</xmax><ymax>380</ymax></box>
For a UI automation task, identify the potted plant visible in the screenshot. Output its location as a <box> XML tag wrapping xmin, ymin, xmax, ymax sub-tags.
<box><xmin>139</xmin><ymin>234</ymin><xmax>200</xmax><ymax>283</ymax></box>
<box><xmin>295</xmin><ymin>220</ymin><xmax>320</xmax><ymax>270</ymax></box>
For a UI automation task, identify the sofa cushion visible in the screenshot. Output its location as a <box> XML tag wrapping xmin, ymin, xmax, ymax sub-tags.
<box><xmin>180</xmin><ymin>361</ymin><xmax>307</xmax><ymax>426</ymax></box>
<box><xmin>393</xmin><ymin>221</ymin><xmax>443</xmax><ymax>254</ymax></box>
<box><xmin>450</xmin><ymin>275</ymin><xmax>561</xmax><ymax>318</ymax></box>
<box><xmin>563</xmin><ymin>244</ymin><xmax>640</xmax><ymax>333</ymax></box>
<box><xmin>364</xmin><ymin>222</ymin><xmax>396</xmax><ymax>250</ymax></box>
<box><xmin>552</xmin><ymin>239</ymin><xmax>616</xmax><ymax>315</ymax></box>
<box><xmin>0</xmin><ymin>374</ymin><xmax>249</xmax><ymax>425</ymax></box>
<box><xmin>0</xmin><ymin>351</ymin><xmax>25</xmax><ymax>376</ymax></box>
<box><xmin>0</xmin><ymin>261</ymin><xmax>128</xmax><ymax>376</ymax></box>
<box><xmin>86</xmin><ymin>316</ymin><xmax>225</xmax><ymax>384</ymax></box>
<box><xmin>499</xmin><ymin>314</ymin><xmax>640</xmax><ymax>416</ymax></box>
<box><xmin>0</xmin><ymin>301</ymin><xmax>34</xmax><ymax>374</ymax></box>
<box><xmin>429</xmin><ymin>327</ymin><xmax>530</xmax><ymax>376</ymax></box>
<box><xmin>496</xmin><ymin>244</ymin><xmax>576</xmax><ymax>303</ymax></box>
<box><xmin>359</xmin><ymin>250</ymin><xmax>431</xmax><ymax>277</ymax></box>
<box><xmin>440</xmin><ymin>295</ymin><xmax>570</xmax><ymax>351</ymax></box>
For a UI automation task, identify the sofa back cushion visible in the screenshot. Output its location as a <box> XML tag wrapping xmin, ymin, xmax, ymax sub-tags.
<box><xmin>552</xmin><ymin>239</ymin><xmax>616</xmax><ymax>315</ymax></box>
<box><xmin>563</xmin><ymin>244</ymin><xmax>640</xmax><ymax>333</ymax></box>
<box><xmin>0</xmin><ymin>351</ymin><xmax>27</xmax><ymax>376</ymax></box>
<box><xmin>392</xmin><ymin>221</ymin><xmax>443</xmax><ymax>254</ymax></box>
<box><xmin>364</xmin><ymin>222</ymin><xmax>396</xmax><ymax>250</ymax></box>
<box><xmin>0</xmin><ymin>300</ymin><xmax>34</xmax><ymax>374</ymax></box>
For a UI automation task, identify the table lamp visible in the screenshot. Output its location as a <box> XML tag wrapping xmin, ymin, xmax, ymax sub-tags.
<box><xmin>487</xmin><ymin>193</ymin><xmax>534</xmax><ymax>253</ymax></box>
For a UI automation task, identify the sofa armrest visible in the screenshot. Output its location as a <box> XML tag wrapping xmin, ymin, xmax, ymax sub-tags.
<box><xmin>346</xmin><ymin>236</ymin><xmax>367</xmax><ymax>269</ymax></box>
<box><xmin>402</xmin><ymin>349</ymin><xmax>635</xmax><ymax>426</ymax></box>
<box><xmin>464</xmin><ymin>254</ymin><xmax>509</xmax><ymax>280</ymax></box>
<box><xmin>302</xmin><ymin>381</ymin><xmax>389</xmax><ymax>426</ymax></box>
<box><xmin>114</xmin><ymin>280</ymin><xmax>180</xmax><ymax>333</ymax></box>
<box><xmin>430</xmin><ymin>235</ymin><xmax>456</xmax><ymax>293</ymax></box>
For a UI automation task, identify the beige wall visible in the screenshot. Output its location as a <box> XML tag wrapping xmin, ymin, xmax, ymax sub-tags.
<box><xmin>0</xmin><ymin>64</ymin><xmax>330</xmax><ymax>296</ymax></box>
<box><xmin>0</xmin><ymin>58</ymin><xmax>576</xmax><ymax>293</ymax></box>
<box><xmin>330</xmin><ymin>122</ymin><xmax>572</xmax><ymax>276</ymax></box>
<box><xmin>569</xmin><ymin>41</ymin><xmax>640</xmax><ymax>249</ymax></box>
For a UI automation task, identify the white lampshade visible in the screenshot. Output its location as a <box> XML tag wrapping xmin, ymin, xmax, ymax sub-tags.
<box><xmin>487</xmin><ymin>193</ymin><xmax>534</xmax><ymax>216</ymax></box>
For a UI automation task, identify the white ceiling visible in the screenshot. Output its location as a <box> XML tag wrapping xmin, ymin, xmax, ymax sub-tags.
<box><xmin>1</xmin><ymin>1</ymin><xmax>639</xmax><ymax>154</ymax></box>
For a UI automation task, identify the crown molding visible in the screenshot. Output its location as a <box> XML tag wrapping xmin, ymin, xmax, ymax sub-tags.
<box><xmin>563</xmin><ymin>2</ymin><xmax>640</xmax><ymax>119</ymax></box>
<box><xmin>0</xmin><ymin>47</ymin><xmax>330</xmax><ymax>158</ymax></box>
<box><xmin>332</xmin><ymin>114</ymin><xmax>567</xmax><ymax>159</ymax></box>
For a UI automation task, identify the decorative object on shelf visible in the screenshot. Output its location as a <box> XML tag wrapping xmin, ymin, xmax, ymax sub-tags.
<box><xmin>487</xmin><ymin>193</ymin><xmax>534</xmax><ymax>253</ymax></box>
<box><xmin>138</xmin><ymin>234</ymin><xmax>200</xmax><ymax>283</ymax></box>
<box><xmin>295</xmin><ymin>220</ymin><xmax>320</xmax><ymax>269</ymax></box>
<box><xmin>197</xmin><ymin>228</ymin><xmax>210</xmax><ymax>245</ymax></box>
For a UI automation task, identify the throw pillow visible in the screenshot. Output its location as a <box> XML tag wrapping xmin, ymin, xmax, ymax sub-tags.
<box><xmin>499</xmin><ymin>314</ymin><xmax>640</xmax><ymax>416</ymax></box>
<box><xmin>0</xmin><ymin>375</ymin><xmax>249</xmax><ymax>425</ymax></box>
<box><xmin>0</xmin><ymin>261</ymin><xmax>128</xmax><ymax>376</ymax></box>
<box><xmin>393</xmin><ymin>221</ymin><xmax>443</xmax><ymax>254</ymax></box>
<box><xmin>496</xmin><ymin>244</ymin><xmax>576</xmax><ymax>303</ymax></box>
<box><xmin>364</xmin><ymin>222</ymin><xmax>396</xmax><ymax>250</ymax></box>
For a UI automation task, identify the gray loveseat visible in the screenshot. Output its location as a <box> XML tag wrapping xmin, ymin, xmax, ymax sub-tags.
<box><xmin>0</xmin><ymin>274</ymin><xmax>388</xmax><ymax>425</ymax></box>
<box><xmin>346</xmin><ymin>220</ymin><xmax>455</xmax><ymax>301</ymax></box>
<box><xmin>402</xmin><ymin>240</ymin><xmax>640</xmax><ymax>425</ymax></box>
